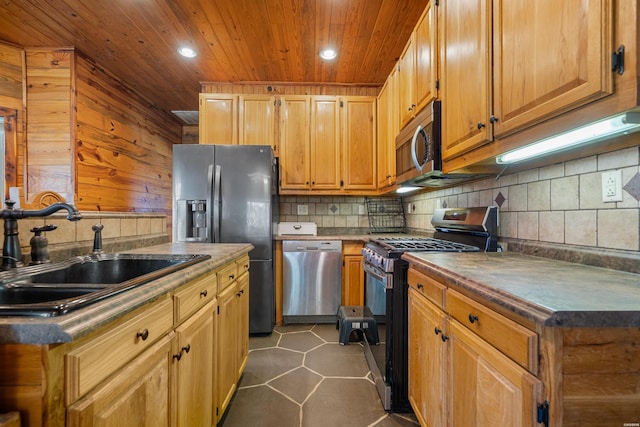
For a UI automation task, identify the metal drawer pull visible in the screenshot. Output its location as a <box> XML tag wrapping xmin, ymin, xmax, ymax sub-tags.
<box><xmin>434</xmin><ymin>327</ymin><xmax>442</xmax><ymax>335</ymax></box>
<box><xmin>468</xmin><ymin>314</ymin><xmax>479</xmax><ymax>324</ymax></box>
<box><xmin>229</xmin><ymin>274</ymin><xmax>235</xmax><ymax>280</ymax></box>
<box><xmin>200</xmin><ymin>289</ymin><xmax>208</xmax><ymax>297</ymax></box>
<box><xmin>136</xmin><ymin>329</ymin><xmax>149</xmax><ymax>341</ymax></box>
<box><xmin>441</xmin><ymin>334</ymin><xmax>449</xmax><ymax>342</ymax></box>
<box><xmin>417</xmin><ymin>283</ymin><xmax>423</xmax><ymax>290</ymax></box>
<box><xmin>173</xmin><ymin>344</ymin><xmax>191</xmax><ymax>361</ymax></box>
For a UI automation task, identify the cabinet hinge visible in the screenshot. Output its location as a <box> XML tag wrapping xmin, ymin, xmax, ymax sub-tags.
<box><xmin>340</xmin><ymin>180</ymin><xmax>344</xmax><ymax>187</ymax></box>
<box><xmin>537</xmin><ymin>401</ymin><xmax>549</xmax><ymax>427</ymax></box>
<box><xmin>435</xmin><ymin>79</ymin><xmax>440</xmax><ymax>90</ymax></box>
<box><xmin>434</xmin><ymin>0</ymin><xmax>439</xmax><ymax>6</ymax></box>
<box><xmin>217</xmin><ymin>306</ymin><xmax>220</xmax><ymax>315</ymax></box>
<box><xmin>612</xmin><ymin>45</ymin><xmax>625</xmax><ymax>75</ymax></box>
<box><xmin>340</xmin><ymin>100</ymin><xmax>344</xmax><ymax>107</ymax></box>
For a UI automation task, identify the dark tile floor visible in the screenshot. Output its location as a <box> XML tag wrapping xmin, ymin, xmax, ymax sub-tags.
<box><xmin>220</xmin><ymin>324</ymin><xmax>419</xmax><ymax>427</ymax></box>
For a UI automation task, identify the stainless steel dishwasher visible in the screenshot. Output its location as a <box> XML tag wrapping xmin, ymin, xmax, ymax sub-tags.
<box><xmin>282</xmin><ymin>240</ymin><xmax>342</xmax><ymax>323</ymax></box>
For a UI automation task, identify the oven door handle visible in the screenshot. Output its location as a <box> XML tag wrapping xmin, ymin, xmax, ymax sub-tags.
<box><xmin>363</xmin><ymin>261</ymin><xmax>392</xmax><ymax>289</ymax></box>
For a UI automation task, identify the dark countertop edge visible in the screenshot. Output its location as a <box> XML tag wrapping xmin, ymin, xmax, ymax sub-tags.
<box><xmin>403</xmin><ymin>253</ymin><xmax>555</xmax><ymax>325</ymax></box>
<box><xmin>402</xmin><ymin>252</ymin><xmax>640</xmax><ymax>328</ymax></box>
<box><xmin>0</xmin><ymin>243</ymin><xmax>253</xmax><ymax>345</ymax></box>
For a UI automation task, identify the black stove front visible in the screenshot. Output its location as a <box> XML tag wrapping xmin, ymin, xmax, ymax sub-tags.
<box><xmin>362</xmin><ymin>207</ymin><xmax>498</xmax><ymax>412</ymax></box>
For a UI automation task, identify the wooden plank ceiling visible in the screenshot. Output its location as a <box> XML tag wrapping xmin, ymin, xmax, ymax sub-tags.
<box><xmin>0</xmin><ymin>0</ymin><xmax>428</xmax><ymax>117</ymax></box>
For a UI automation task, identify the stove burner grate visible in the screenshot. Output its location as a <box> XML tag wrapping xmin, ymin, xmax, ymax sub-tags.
<box><xmin>373</xmin><ymin>237</ymin><xmax>481</xmax><ymax>253</ymax></box>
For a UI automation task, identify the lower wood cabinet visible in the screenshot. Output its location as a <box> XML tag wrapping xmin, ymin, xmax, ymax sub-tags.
<box><xmin>67</xmin><ymin>333</ymin><xmax>174</xmax><ymax>427</ymax></box>
<box><xmin>342</xmin><ymin>241</ymin><xmax>364</xmax><ymax>306</ymax></box>
<box><xmin>408</xmin><ymin>268</ymin><xmax>542</xmax><ymax>426</ymax></box>
<box><xmin>0</xmin><ymin>251</ymin><xmax>250</xmax><ymax>427</ymax></box>
<box><xmin>174</xmin><ymin>300</ymin><xmax>216</xmax><ymax>427</ymax></box>
<box><xmin>216</xmin><ymin>266</ymin><xmax>249</xmax><ymax>422</ymax></box>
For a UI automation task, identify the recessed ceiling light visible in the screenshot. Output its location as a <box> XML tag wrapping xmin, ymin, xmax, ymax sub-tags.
<box><xmin>178</xmin><ymin>47</ymin><xmax>197</xmax><ymax>58</ymax></box>
<box><xmin>319</xmin><ymin>48</ymin><xmax>337</xmax><ymax>60</ymax></box>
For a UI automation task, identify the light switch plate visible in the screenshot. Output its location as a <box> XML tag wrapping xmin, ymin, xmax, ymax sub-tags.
<box><xmin>602</xmin><ymin>170</ymin><xmax>623</xmax><ymax>203</ymax></box>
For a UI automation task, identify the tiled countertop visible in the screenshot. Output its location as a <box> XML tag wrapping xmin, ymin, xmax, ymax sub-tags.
<box><xmin>403</xmin><ymin>251</ymin><xmax>640</xmax><ymax>328</ymax></box>
<box><xmin>0</xmin><ymin>243</ymin><xmax>253</xmax><ymax>344</ymax></box>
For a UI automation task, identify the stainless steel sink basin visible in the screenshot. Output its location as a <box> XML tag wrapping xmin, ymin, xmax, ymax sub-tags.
<box><xmin>0</xmin><ymin>253</ymin><xmax>210</xmax><ymax>317</ymax></box>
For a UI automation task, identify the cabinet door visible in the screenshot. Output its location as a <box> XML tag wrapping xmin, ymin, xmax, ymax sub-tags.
<box><xmin>279</xmin><ymin>96</ymin><xmax>311</xmax><ymax>190</ymax></box>
<box><xmin>199</xmin><ymin>94</ymin><xmax>239</xmax><ymax>145</ymax></box>
<box><xmin>310</xmin><ymin>96</ymin><xmax>341</xmax><ymax>190</ymax></box>
<box><xmin>377</xmin><ymin>70</ymin><xmax>398</xmax><ymax>189</ymax></box>
<box><xmin>236</xmin><ymin>272</ymin><xmax>249</xmax><ymax>377</ymax></box>
<box><xmin>174</xmin><ymin>300</ymin><xmax>215</xmax><ymax>427</ymax></box>
<box><xmin>341</xmin><ymin>96</ymin><xmax>377</xmax><ymax>190</ymax></box>
<box><xmin>67</xmin><ymin>333</ymin><xmax>174</xmax><ymax>427</ymax></box>
<box><xmin>414</xmin><ymin>1</ymin><xmax>438</xmax><ymax>113</ymax></box>
<box><xmin>492</xmin><ymin>0</ymin><xmax>613</xmax><ymax>138</ymax></box>
<box><xmin>216</xmin><ymin>282</ymin><xmax>238</xmax><ymax>421</ymax></box>
<box><xmin>408</xmin><ymin>288</ymin><xmax>447</xmax><ymax>427</ymax></box>
<box><xmin>239</xmin><ymin>95</ymin><xmax>277</xmax><ymax>154</ymax></box>
<box><xmin>342</xmin><ymin>254</ymin><xmax>364</xmax><ymax>306</ymax></box>
<box><xmin>398</xmin><ymin>36</ymin><xmax>416</xmax><ymax>128</ymax></box>
<box><xmin>440</xmin><ymin>0</ymin><xmax>492</xmax><ymax>160</ymax></box>
<box><xmin>448</xmin><ymin>319</ymin><xmax>543</xmax><ymax>426</ymax></box>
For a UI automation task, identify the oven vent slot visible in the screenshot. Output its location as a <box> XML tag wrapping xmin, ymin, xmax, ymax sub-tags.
<box><xmin>365</xmin><ymin>197</ymin><xmax>407</xmax><ymax>234</ymax></box>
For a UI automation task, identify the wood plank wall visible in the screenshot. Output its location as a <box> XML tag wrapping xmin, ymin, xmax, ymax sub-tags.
<box><xmin>75</xmin><ymin>54</ymin><xmax>181</xmax><ymax>215</ymax></box>
<box><xmin>0</xmin><ymin>42</ymin><xmax>181</xmax><ymax>227</ymax></box>
<box><xmin>0</xmin><ymin>42</ymin><xmax>24</xmax><ymax>197</ymax></box>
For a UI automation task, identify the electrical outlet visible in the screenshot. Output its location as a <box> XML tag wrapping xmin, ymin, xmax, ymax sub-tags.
<box><xmin>297</xmin><ymin>204</ymin><xmax>308</xmax><ymax>215</ymax></box>
<box><xmin>601</xmin><ymin>170</ymin><xmax>623</xmax><ymax>203</ymax></box>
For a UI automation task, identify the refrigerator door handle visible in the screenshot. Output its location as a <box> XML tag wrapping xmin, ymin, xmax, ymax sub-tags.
<box><xmin>212</xmin><ymin>164</ymin><xmax>222</xmax><ymax>242</ymax></box>
<box><xmin>206</xmin><ymin>164</ymin><xmax>215</xmax><ymax>242</ymax></box>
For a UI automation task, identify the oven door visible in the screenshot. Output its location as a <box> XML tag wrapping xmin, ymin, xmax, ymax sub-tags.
<box><xmin>363</xmin><ymin>261</ymin><xmax>391</xmax><ymax>320</ymax></box>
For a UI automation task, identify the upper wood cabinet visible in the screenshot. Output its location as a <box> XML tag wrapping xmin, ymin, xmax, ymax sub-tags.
<box><xmin>238</xmin><ymin>95</ymin><xmax>278</xmax><ymax>154</ymax></box>
<box><xmin>398</xmin><ymin>1</ymin><xmax>438</xmax><ymax>129</ymax></box>
<box><xmin>377</xmin><ymin>69</ymin><xmax>399</xmax><ymax>189</ymax></box>
<box><xmin>441</xmin><ymin>0</ymin><xmax>614</xmax><ymax>162</ymax></box>
<box><xmin>279</xmin><ymin>95</ymin><xmax>377</xmax><ymax>194</ymax></box>
<box><xmin>200</xmin><ymin>93</ymin><xmax>278</xmax><ymax>154</ymax></box>
<box><xmin>279</xmin><ymin>95</ymin><xmax>311</xmax><ymax>190</ymax></box>
<box><xmin>341</xmin><ymin>96</ymin><xmax>377</xmax><ymax>191</ymax></box>
<box><xmin>199</xmin><ymin>94</ymin><xmax>239</xmax><ymax>145</ymax></box>
<box><xmin>310</xmin><ymin>96</ymin><xmax>341</xmax><ymax>190</ymax></box>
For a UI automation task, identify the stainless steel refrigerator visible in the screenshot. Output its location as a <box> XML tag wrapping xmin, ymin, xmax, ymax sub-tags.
<box><xmin>172</xmin><ymin>144</ymin><xmax>278</xmax><ymax>334</ymax></box>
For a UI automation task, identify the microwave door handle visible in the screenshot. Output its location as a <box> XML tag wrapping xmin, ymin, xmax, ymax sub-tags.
<box><xmin>411</xmin><ymin>125</ymin><xmax>424</xmax><ymax>172</ymax></box>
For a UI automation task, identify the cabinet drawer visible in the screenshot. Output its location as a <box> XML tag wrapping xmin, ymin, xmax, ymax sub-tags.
<box><xmin>174</xmin><ymin>273</ymin><xmax>218</xmax><ymax>323</ymax></box>
<box><xmin>446</xmin><ymin>289</ymin><xmax>538</xmax><ymax>373</ymax></box>
<box><xmin>236</xmin><ymin>255</ymin><xmax>250</xmax><ymax>276</ymax></box>
<box><xmin>407</xmin><ymin>268</ymin><xmax>446</xmax><ymax>309</ymax></box>
<box><xmin>65</xmin><ymin>297</ymin><xmax>173</xmax><ymax>403</ymax></box>
<box><xmin>217</xmin><ymin>262</ymin><xmax>238</xmax><ymax>292</ymax></box>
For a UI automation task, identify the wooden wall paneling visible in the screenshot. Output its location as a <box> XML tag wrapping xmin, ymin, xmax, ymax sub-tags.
<box><xmin>74</xmin><ymin>55</ymin><xmax>180</xmax><ymax>216</ymax></box>
<box><xmin>24</xmin><ymin>48</ymin><xmax>74</xmax><ymax>203</ymax></box>
<box><xmin>0</xmin><ymin>43</ymin><xmax>25</xmax><ymax>201</ymax></box>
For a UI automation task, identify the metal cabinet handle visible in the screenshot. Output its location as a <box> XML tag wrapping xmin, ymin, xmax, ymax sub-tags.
<box><xmin>441</xmin><ymin>334</ymin><xmax>449</xmax><ymax>342</ymax></box>
<box><xmin>173</xmin><ymin>344</ymin><xmax>191</xmax><ymax>361</ymax></box>
<box><xmin>434</xmin><ymin>327</ymin><xmax>442</xmax><ymax>335</ymax></box>
<box><xmin>200</xmin><ymin>290</ymin><xmax>208</xmax><ymax>297</ymax></box>
<box><xmin>417</xmin><ymin>283</ymin><xmax>424</xmax><ymax>290</ymax></box>
<box><xmin>489</xmin><ymin>115</ymin><xmax>499</xmax><ymax>123</ymax></box>
<box><xmin>468</xmin><ymin>314</ymin><xmax>479</xmax><ymax>324</ymax></box>
<box><xmin>229</xmin><ymin>274</ymin><xmax>235</xmax><ymax>280</ymax></box>
<box><xmin>477</xmin><ymin>122</ymin><xmax>485</xmax><ymax>129</ymax></box>
<box><xmin>136</xmin><ymin>329</ymin><xmax>149</xmax><ymax>341</ymax></box>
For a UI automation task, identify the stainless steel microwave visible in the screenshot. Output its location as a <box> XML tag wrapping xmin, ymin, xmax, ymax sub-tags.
<box><xmin>395</xmin><ymin>100</ymin><xmax>442</xmax><ymax>185</ymax></box>
<box><xmin>395</xmin><ymin>100</ymin><xmax>491</xmax><ymax>188</ymax></box>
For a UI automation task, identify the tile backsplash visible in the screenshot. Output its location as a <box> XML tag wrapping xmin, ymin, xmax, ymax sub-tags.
<box><xmin>404</xmin><ymin>146</ymin><xmax>640</xmax><ymax>252</ymax></box>
<box><xmin>279</xmin><ymin>145</ymin><xmax>640</xmax><ymax>252</ymax></box>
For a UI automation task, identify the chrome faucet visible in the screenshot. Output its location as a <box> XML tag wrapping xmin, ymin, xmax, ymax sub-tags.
<box><xmin>1</xmin><ymin>200</ymin><xmax>82</xmax><ymax>269</ymax></box>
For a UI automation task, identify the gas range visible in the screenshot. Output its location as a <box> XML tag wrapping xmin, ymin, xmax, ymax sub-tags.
<box><xmin>362</xmin><ymin>237</ymin><xmax>481</xmax><ymax>272</ymax></box>
<box><xmin>361</xmin><ymin>206</ymin><xmax>499</xmax><ymax>412</ymax></box>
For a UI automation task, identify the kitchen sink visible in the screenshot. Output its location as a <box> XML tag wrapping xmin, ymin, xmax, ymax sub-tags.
<box><xmin>0</xmin><ymin>253</ymin><xmax>210</xmax><ymax>317</ymax></box>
